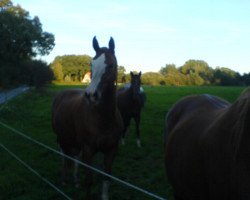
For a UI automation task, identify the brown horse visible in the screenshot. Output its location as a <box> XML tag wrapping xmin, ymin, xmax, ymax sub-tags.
<box><xmin>52</xmin><ymin>37</ymin><xmax>123</xmax><ymax>200</ymax></box>
<box><xmin>117</xmin><ymin>71</ymin><xmax>146</xmax><ymax>147</ymax></box>
<box><xmin>164</xmin><ymin>90</ymin><xmax>250</xmax><ymax>200</ymax></box>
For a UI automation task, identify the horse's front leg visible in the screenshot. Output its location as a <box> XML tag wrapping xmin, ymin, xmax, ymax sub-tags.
<box><xmin>134</xmin><ymin>114</ymin><xmax>141</xmax><ymax>147</ymax></box>
<box><xmin>120</xmin><ymin>117</ymin><xmax>131</xmax><ymax>145</ymax></box>
<box><xmin>102</xmin><ymin>147</ymin><xmax>118</xmax><ymax>200</ymax></box>
<box><xmin>60</xmin><ymin>148</ymin><xmax>72</xmax><ymax>185</ymax></box>
<box><xmin>83</xmin><ymin>148</ymin><xmax>94</xmax><ymax>200</ymax></box>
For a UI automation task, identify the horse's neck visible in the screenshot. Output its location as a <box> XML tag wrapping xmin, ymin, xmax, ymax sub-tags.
<box><xmin>99</xmin><ymin>83</ymin><xmax>117</xmax><ymax>117</ymax></box>
<box><xmin>128</xmin><ymin>85</ymin><xmax>134</xmax><ymax>96</ymax></box>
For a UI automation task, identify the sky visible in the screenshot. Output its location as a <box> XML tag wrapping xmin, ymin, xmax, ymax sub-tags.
<box><xmin>12</xmin><ymin>0</ymin><xmax>250</xmax><ymax>74</ymax></box>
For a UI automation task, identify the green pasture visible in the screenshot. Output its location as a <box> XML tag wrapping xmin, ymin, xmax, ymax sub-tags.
<box><xmin>0</xmin><ymin>85</ymin><xmax>245</xmax><ymax>200</ymax></box>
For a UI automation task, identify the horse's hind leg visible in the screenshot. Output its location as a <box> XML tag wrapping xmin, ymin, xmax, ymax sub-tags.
<box><xmin>83</xmin><ymin>147</ymin><xmax>95</xmax><ymax>200</ymax></box>
<box><xmin>61</xmin><ymin>150</ymin><xmax>73</xmax><ymax>185</ymax></box>
<box><xmin>174</xmin><ymin>194</ymin><xmax>185</xmax><ymax>200</ymax></box>
<box><xmin>120</xmin><ymin>118</ymin><xmax>130</xmax><ymax>145</ymax></box>
<box><xmin>134</xmin><ymin>114</ymin><xmax>141</xmax><ymax>147</ymax></box>
<box><xmin>73</xmin><ymin>151</ymin><xmax>82</xmax><ymax>187</ymax></box>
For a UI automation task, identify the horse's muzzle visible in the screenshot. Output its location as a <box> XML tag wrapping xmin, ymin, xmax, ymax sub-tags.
<box><xmin>85</xmin><ymin>91</ymin><xmax>100</xmax><ymax>104</ymax></box>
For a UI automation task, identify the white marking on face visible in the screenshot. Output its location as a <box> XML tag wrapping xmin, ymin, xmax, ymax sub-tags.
<box><xmin>85</xmin><ymin>53</ymin><xmax>107</xmax><ymax>94</ymax></box>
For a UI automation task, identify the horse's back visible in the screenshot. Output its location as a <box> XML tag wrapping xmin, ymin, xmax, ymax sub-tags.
<box><xmin>165</xmin><ymin>94</ymin><xmax>229</xmax><ymax>137</ymax></box>
<box><xmin>165</xmin><ymin>94</ymin><xmax>230</xmax><ymax>148</ymax></box>
<box><xmin>117</xmin><ymin>86</ymin><xmax>146</xmax><ymax>109</ymax></box>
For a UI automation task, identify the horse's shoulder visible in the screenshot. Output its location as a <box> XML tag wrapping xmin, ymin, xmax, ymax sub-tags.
<box><xmin>54</xmin><ymin>89</ymin><xmax>85</xmax><ymax>111</ymax></box>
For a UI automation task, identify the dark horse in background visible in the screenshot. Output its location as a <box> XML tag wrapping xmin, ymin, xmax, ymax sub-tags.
<box><xmin>164</xmin><ymin>88</ymin><xmax>250</xmax><ymax>200</ymax></box>
<box><xmin>117</xmin><ymin>71</ymin><xmax>146</xmax><ymax>147</ymax></box>
<box><xmin>52</xmin><ymin>37</ymin><xmax>123</xmax><ymax>200</ymax></box>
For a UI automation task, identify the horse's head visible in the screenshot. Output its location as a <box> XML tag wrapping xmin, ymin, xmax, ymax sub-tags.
<box><xmin>85</xmin><ymin>36</ymin><xmax>117</xmax><ymax>104</ymax></box>
<box><xmin>130</xmin><ymin>71</ymin><xmax>142</xmax><ymax>99</ymax></box>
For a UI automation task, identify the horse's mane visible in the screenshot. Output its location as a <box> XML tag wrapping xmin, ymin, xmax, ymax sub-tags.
<box><xmin>229</xmin><ymin>87</ymin><xmax>250</xmax><ymax>159</ymax></box>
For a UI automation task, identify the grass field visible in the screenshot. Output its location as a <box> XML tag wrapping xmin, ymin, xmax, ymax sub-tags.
<box><xmin>0</xmin><ymin>85</ymin><xmax>245</xmax><ymax>200</ymax></box>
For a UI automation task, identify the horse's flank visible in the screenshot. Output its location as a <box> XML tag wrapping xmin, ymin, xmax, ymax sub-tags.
<box><xmin>165</xmin><ymin>88</ymin><xmax>250</xmax><ymax>199</ymax></box>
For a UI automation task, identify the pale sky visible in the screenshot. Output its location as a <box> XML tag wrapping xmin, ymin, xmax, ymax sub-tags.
<box><xmin>12</xmin><ymin>0</ymin><xmax>250</xmax><ymax>74</ymax></box>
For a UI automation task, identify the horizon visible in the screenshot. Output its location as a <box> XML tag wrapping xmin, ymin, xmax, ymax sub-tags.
<box><xmin>12</xmin><ymin>0</ymin><xmax>250</xmax><ymax>75</ymax></box>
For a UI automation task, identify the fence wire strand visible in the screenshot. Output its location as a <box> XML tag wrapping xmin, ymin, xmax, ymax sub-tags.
<box><xmin>0</xmin><ymin>121</ymin><xmax>167</xmax><ymax>200</ymax></box>
<box><xmin>0</xmin><ymin>143</ymin><xmax>73</xmax><ymax>200</ymax></box>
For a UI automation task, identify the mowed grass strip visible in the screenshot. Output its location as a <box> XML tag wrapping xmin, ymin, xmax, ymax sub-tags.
<box><xmin>0</xmin><ymin>85</ymin><xmax>245</xmax><ymax>200</ymax></box>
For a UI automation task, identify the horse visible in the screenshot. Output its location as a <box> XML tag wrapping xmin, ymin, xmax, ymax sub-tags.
<box><xmin>117</xmin><ymin>71</ymin><xmax>146</xmax><ymax>147</ymax></box>
<box><xmin>52</xmin><ymin>36</ymin><xmax>123</xmax><ymax>200</ymax></box>
<box><xmin>164</xmin><ymin>89</ymin><xmax>250</xmax><ymax>200</ymax></box>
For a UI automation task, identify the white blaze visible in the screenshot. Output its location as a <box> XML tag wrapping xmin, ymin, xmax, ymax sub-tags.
<box><xmin>85</xmin><ymin>53</ymin><xmax>107</xmax><ymax>94</ymax></box>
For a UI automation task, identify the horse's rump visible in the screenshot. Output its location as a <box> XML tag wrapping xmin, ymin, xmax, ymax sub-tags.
<box><xmin>165</xmin><ymin>94</ymin><xmax>230</xmax><ymax>140</ymax></box>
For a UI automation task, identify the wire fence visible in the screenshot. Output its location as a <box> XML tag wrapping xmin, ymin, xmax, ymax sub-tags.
<box><xmin>0</xmin><ymin>143</ymin><xmax>73</xmax><ymax>200</ymax></box>
<box><xmin>0</xmin><ymin>121</ymin><xmax>167</xmax><ymax>200</ymax></box>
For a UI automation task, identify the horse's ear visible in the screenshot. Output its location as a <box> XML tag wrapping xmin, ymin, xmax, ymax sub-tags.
<box><xmin>138</xmin><ymin>71</ymin><xmax>142</xmax><ymax>76</ymax></box>
<box><xmin>109</xmin><ymin>37</ymin><xmax>115</xmax><ymax>54</ymax></box>
<box><xmin>130</xmin><ymin>71</ymin><xmax>134</xmax><ymax>77</ymax></box>
<box><xmin>93</xmin><ymin>36</ymin><xmax>100</xmax><ymax>52</ymax></box>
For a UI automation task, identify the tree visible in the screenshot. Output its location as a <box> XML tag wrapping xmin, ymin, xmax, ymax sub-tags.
<box><xmin>0</xmin><ymin>0</ymin><xmax>12</xmax><ymax>11</ymax></box>
<box><xmin>159</xmin><ymin>64</ymin><xmax>177</xmax><ymax>76</ymax></box>
<box><xmin>180</xmin><ymin>60</ymin><xmax>214</xmax><ymax>85</ymax></box>
<box><xmin>28</xmin><ymin>60</ymin><xmax>54</xmax><ymax>88</ymax></box>
<box><xmin>241</xmin><ymin>73</ymin><xmax>250</xmax><ymax>86</ymax></box>
<box><xmin>117</xmin><ymin>66</ymin><xmax>126</xmax><ymax>83</ymax></box>
<box><xmin>0</xmin><ymin>0</ymin><xmax>55</xmax><ymax>87</ymax></box>
<box><xmin>0</xmin><ymin>2</ymin><xmax>54</xmax><ymax>60</ymax></box>
<box><xmin>51</xmin><ymin>60</ymin><xmax>64</xmax><ymax>81</ymax></box>
<box><xmin>165</xmin><ymin>71</ymin><xmax>188</xmax><ymax>86</ymax></box>
<box><xmin>50</xmin><ymin>55</ymin><xmax>91</xmax><ymax>82</ymax></box>
<box><xmin>141</xmin><ymin>72</ymin><xmax>166</xmax><ymax>85</ymax></box>
<box><xmin>214</xmin><ymin>67</ymin><xmax>241</xmax><ymax>86</ymax></box>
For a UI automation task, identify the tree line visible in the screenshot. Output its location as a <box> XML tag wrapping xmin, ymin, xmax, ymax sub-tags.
<box><xmin>50</xmin><ymin>56</ymin><xmax>250</xmax><ymax>86</ymax></box>
<box><xmin>157</xmin><ymin>60</ymin><xmax>250</xmax><ymax>86</ymax></box>
<box><xmin>0</xmin><ymin>0</ymin><xmax>55</xmax><ymax>88</ymax></box>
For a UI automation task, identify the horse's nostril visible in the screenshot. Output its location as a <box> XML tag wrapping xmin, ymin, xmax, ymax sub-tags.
<box><xmin>85</xmin><ymin>92</ymin><xmax>90</xmax><ymax>99</ymax></box>
<box><xmin>93</xmin><ymin>92</ymin><xmax>98</xmax><ymax>100</ymax></box>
